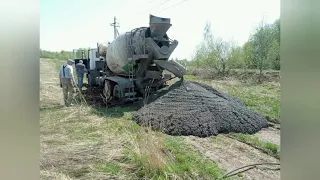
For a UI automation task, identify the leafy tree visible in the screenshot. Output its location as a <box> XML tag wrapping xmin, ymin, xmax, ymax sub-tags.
<box><xmin>228</xmin><ymin>46</ymin><xmax>245</xmax><ymax>69</ymax></box>
<box><xmin>242</xmin><ymin>41</ymin><xmax>254</xmax><ymax>70</ymax></box>
<box><xmin>40</xmin><ymin>48</ymin><xmax>90</xmax><ymax>60</ymax></box>
<box><xmin>40</xmin><ymin>49</ymin><xmax>73</xmax><ymax>59</ymax></box>
<box><xmin>192</xmin><ymin>21</ymin><xmax>238</xmax><ymax>75</ymax></box>
<box><xmin>268</xmin><ymin>18</ymin><xmax>280</xmax><ymax>70</ymax></box>
<box><xmin>243</xmin><ymin>18</ymin><xmax>280</xmax><ymax>71</ymax></box>
<box><xmin>176</xmin><ymin>59</ymin><xmax>189</xmax><ymax>67</ymax></box>
<box><xmin>250</xmin><ymin>19</ymin><xmax>274</xmax><ymax>82</ymax></box>
<box><xmin>211</xmin><ymin>37</ymin><xmax>235</xmax><ymax>74</ymax></box>
<box><xmin>268</xmin><ymin>39</ymin><xmax>280</xmax><ymax>70</ymax></box>
<box><xmin>189</xmin><ymin>17</ymin><xmax>280</xmax><ymax>81</ymax></box>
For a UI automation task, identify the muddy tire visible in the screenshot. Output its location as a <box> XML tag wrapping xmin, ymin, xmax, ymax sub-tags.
<box><xmin>113</xmin><ymin>84</ymin><xmax>121</xmax><ymax>100</ymax></box>
<box><xmin>103</xmin><ymin>80</ymin><xmax>112</xmax><ymax>103</ymax></box>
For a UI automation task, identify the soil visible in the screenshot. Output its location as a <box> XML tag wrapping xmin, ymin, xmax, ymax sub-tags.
<box><xmin>256</xmin><ymin>127</ymin><xmax>280</xmax><ymax>146</ymax></box>
<box><xmin>184</xmin><ymin>135</ymin><xmax>280</xmax><ymax>180</ymax></box>
<box><xmin>133</xmin><ymin>80</ymin><xmax>269</xmax><ymax>137</ymax></box>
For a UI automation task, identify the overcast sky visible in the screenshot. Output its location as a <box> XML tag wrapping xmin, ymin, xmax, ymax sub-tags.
<box><xmin>40</xmin><ymin>0</ymin><xmax>280</xmax><ymax>60</ymax></box>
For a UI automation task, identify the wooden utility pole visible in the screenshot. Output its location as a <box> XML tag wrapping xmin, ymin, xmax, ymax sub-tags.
<box><xmin>110</xmin><ymin>16</ymin><xmax>119</xmax><ymax>40</ymax></box>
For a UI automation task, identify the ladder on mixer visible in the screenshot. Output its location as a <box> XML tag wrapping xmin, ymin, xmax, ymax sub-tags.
<box><xmin>125</xmin><ymin>30</ymin><xmax>135</xmax><ymax>100</ymax></box>
<box><xmin>125</xmin><ymin>28</ymin><xmax>148</xmax><ymax>101</ymax></box>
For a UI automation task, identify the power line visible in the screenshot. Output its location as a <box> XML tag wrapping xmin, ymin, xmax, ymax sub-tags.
<box><xmin>118</xmin><ymin>0</ymin><xmax>188</xmax><ymax>25</ymax></box>
<box><xmin>150</xmin><ymin>0</ymin><xmax>171</xmax><ymax>10</ymax></box>
<box><xmin>157</xmin><ymin>0</ymin><xmax>172</xmax><ymax>6</ymax></box>
<box><xmin>153</xmin><ymin>0</ymin><xmax>188</xmax><ymax>13</ymax></box>
<box><xmin>135</xmin><ymin>0</ymin><xmax>174</xmax><ymax>16</ymax></box>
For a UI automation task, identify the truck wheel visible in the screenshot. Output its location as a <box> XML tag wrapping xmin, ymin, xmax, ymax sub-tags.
<box><xmin>103</xmin><ymin>80</ymin><xmax>112</xmax><ymax>102</ymax></box>
<box><xmin>113</xmin><ymin>85</ymin><xmax>121</xmax><ymax>100</ymax></box>
<box><xmin>87</xmin><ymin>74</ymin><xmax>91</xmax><ymax>86</ymax></box>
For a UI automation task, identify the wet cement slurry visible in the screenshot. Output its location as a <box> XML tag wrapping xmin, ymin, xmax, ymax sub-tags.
<box><xmin>133</xmin><ymin>81</ymin><xmax>269</xmax><ymax>137</ymax></box>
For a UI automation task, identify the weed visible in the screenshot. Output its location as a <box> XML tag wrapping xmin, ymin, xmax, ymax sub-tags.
<box><xmin>123</xmin><ymin>133</ymin><xmax>228</xmax><ymax>179</ymax></box>
<box><xmin>230</xmin><ymin>133</ymin><xmax>280</xmax><ymax>159</ymax></box>
<box><xmin>96</xmin><ymin>162</ymin><xmax>121</xmax><ymax>175</ymax></box>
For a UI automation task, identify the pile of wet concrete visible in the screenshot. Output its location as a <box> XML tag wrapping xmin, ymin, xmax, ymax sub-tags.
<box><xmin>132</xmin><ymin>81</ymin><xmax>269</xmax><ymax>137</ymax></box>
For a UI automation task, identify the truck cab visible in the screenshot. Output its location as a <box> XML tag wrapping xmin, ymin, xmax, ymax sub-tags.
<box><xmin>73</xmin><ymin>48</ymin><xmax>104</xmax><ymax>87</ymax></box>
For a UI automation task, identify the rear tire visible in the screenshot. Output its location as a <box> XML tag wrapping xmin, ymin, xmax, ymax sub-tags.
<box><xmin>103</xmin><ymin>80</ymin><xmax>112</xmax><ymax>103</ymax></box>
<box><xmin>113</xmin><ymin>85</ymin><xmax>121</xmax><ymax>100</ymax></box>
<box><xmin>87</xmin><ymin>74</ymin><xmax>91</xmax><ymax>86</ymax></box>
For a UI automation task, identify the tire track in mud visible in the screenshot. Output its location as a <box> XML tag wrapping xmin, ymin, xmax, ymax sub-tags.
<box><xmin>184</xmin><ymin>135</ymin><xmax>280</xmax><ymax>180</ymax></box>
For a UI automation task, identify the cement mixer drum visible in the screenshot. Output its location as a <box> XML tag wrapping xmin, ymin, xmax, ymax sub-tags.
<box><xmin>87</xmin><ymin>14</ymin><xmax>187</xmax><ymax>103</ymax></box>
<box><xmin>105</xmin><ymin>14</ymin><xmax>184</xmax><ymax>77</ymax></box>
<box><xmin>98</xmin><ymin>43</ymin><xmax>108</xmax><ymax>57</ymax></box>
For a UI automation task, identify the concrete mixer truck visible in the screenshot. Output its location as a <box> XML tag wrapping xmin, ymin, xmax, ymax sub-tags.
<box><xmin>73</xmin><ymin>14</ymin><xmax>186</xmax><ymax>103</ymax></box>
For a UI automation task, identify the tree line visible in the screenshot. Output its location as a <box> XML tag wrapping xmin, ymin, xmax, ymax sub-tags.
<box><xmin>40</xmin><ymin>49</ymin><xmax>73</xmax><ymax>59</ymax></box>
<box><xmin>40</xmin><ymin>48</ymin><xmax>89</xmax><ymax>60</ymax></box>
<box><xmin>177</xmin><ymin>18</ymin><xmax>280</xmax><ymax>80</ymax></box>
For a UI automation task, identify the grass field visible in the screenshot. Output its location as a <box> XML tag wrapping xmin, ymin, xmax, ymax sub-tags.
<box><xmin>40</xmin><ymin>58</ymin><xmax>280</xmax><ymax>180</ymax></box>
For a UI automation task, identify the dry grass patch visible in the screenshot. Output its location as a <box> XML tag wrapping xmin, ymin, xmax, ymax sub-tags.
<box><xmin>124</xmin><ymin>128</ymin><xmax>169</xmax><ymax>178</ymax></box>
<box><xmin>40</xmin><ymin>58</ymin><xmax>229</xmax><ymax>179</ymax></box>
<box><xmin>40</xmin><ymin>170</ymin><xmax>73</xmax><ymax>180</ymax></box>
<box><xmin>40</xmin><ymin>60</ymin><xmax>64</xmax><ymax>108</ymax></box>
<box><xmin>40</xmin><ymin>106</ymin><xmax>132</xmax><ymax>179</ymax></box>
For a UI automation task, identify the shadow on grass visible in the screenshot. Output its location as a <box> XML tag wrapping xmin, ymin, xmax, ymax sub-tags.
<box><xmin>75</xmin><ymin>88</ymin><xmax>139</xmax><ymax>118</ymax></box>
<box><xmin>40</xmin><ymin>105</ymin><xmax>65</xmax><ymax>112</ymax></box>
<box><xmin>90</xmin><ymin>106</ymin><xmax>137</xmax><ymax>119</ymax></box>
<box><xmin>74</xmin><ymin>80</ymin><xmax>184</xmax><ymax>119</ymax></box>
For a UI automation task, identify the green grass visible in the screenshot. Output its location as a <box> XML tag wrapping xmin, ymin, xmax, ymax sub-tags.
<box><xmin>68</xmin><ymin>123</ymin><xmax>102</xmax><ymax>141</ymax></box>
<box><xmin>95</xmin><ymin>162</ymin><xmax>121</xmax><ymax>175</ymax></box>
<box><xmin>184</xmin><ymin>75</ymin><xmax>199</xmax><ymax>81</ymax></box>
<box><xmin>223</xmin><ymin>85</ymin><xmax>280</xmax><ymax>123</ymax></box>
<box><xmin>48</xmin><ymin>58</ymin><xmax>65</xmax><ymax>71</ymax></box>
<box><xmin>90</xmin><ymin>106</ymin><xmax>137</xmax><ymax>119</ymax></box>
<box><xmin>184</xmin><ymin>75</ymin><xmax>280</xmax><ymax>123</ymax></box>
<box><xmin>124</xmin><ymin>135</ymin><xmax>228</xmax><ymax>179</ymax></box>
<box><xmin>230</xmin><ymin>133</ymin><xmax>280</xmax><ymax>159</ymax></box>
<box><xmin>41</xmin><ymin>105</ymin><xmax>228</xmax><ymax>179</ymax></box>
<box><xmin>164</xmin><ymin>137</ymin><xmax>228</xmax><ymax>179</ymax></box>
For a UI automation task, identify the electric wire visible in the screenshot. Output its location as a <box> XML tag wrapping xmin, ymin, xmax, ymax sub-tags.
<box><xmin>153</xmin><ymin>0</ymin><xmax>188</xmax><ymax>13</ymax></box>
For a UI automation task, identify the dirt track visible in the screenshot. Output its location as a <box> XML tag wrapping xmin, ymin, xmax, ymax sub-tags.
<box><xmin>185</xmin><ymin>135</ymin><xmax>280</xmax><ymax>180</ymax></box>
<box><xmin>256</xmin><ymin>127</ymin><xmax>280</xmax><ymax>146</ymax></box>
<box><xmin>40</xmin><ymin>60</ymin><xmax>64</xmax><ymax>108</ymax></box>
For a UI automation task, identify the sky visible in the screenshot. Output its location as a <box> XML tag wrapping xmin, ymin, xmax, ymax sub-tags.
<box><xmin>40</xmin><ymin>0</ymin><xmax>280</xmax><ymax>60</ymax></box>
